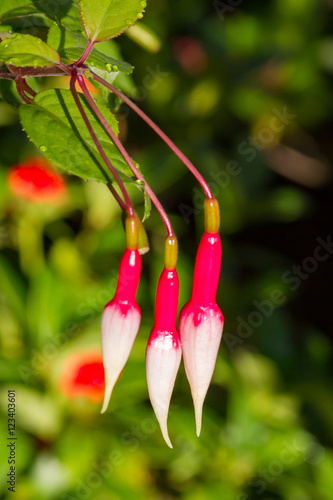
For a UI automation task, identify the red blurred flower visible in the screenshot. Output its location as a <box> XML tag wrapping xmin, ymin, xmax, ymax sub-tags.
<box><xmin>8</xmin><ymin>157</ymin><xmax>66</xmax><ymax>203</ymax></box>
<box><xmin>173</xmin><ymin>36</ymin><xmax>207</xmax><ymax>77</ymax></box>
<box><xmin>60</xmin><ymin>351</ymin><xmax>105</xmax><ymax>402</ymax></box>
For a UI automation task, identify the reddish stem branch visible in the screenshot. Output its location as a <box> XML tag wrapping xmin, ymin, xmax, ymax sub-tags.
<box><xmin>91</xmin><ymin>71</ymin><xmax>214</xmax><ymax>199</ymax></box>
<box><xmin>0</xmin><ymin>69</ymin><xmax>16</xmax><ymax>80</ymax></box>
<box><xmin>78</xmin><ymin>75</ymin><xmax>174</xmax><ymax>237</ymax></box>
<box><xmin>107</xmin><ymin>183</ymin><xmax>127</xmax><ymax>211</ymax></box>
<box><xmin>16</xmin><ymin>88</ymin><xmax>33</xmax><ymax>104</ymax></box>
<box><xmin>70</xmin><ymin>72</ymin><xmax>135</xmax><ymax>217</ymax></box>
<box><xmin>16</xmin><ymin>77</ymin><xmax>37</xmax><ymax>97</ymax></box>
<box><xmin>58</xmin><ymin>62</ymin><xmax>72</xmax><ymax>75</ymax></box>
<box><xmin>77</xmin><ymin>41</ymin><xmax>95</xmax><ymax>66</ymax></box>
<box><xmin>0</xmin><ymin>64</ymin><xmax>71</xmax><ymax>80</ymax></box>
<box><xmin>15</xmin><ymin>78</ymin><xmax>36</xmax><ymax>104</ymax></box>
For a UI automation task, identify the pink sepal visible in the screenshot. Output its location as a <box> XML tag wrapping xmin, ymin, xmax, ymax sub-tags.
<box><xmin>101</xmin><ymin>249</ymin><xmax>142</xmax><ymax>413</ymax></box>
<box><xmin>146</xmin><ymin>267</ymin><xmax>181</xmax><ymax>447</ymax></box>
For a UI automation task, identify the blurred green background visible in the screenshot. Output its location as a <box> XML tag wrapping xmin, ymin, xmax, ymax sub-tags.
<box><xmin>1</xmin><ymin>0</ymin><xmax>333</xmax><ymax>498</ymax></box>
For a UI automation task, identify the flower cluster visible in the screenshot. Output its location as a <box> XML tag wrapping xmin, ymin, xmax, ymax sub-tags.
<box><xmin>101</xmin><ymin>198</ymin><xmax>224</xmax><ymax>447</ymax></box>
<box><xmin>0</xmin><ymin>0</ymin><xmax>226</xmax><ymax>449</ymax></box>
<box><xmin>7</xmin><ymin>79</ymin><xmax>224</xmax><ymax>449</ymax></box>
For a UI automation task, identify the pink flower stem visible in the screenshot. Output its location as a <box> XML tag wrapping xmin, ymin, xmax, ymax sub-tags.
<box><xmin>77</xmin><ymin>40</ymin><xmax>95</xmax><ymax>66</ymax></box>
<box><xmin>15</xmin><ymin>77</ymin><xmax>36</xmax><ymax>104</ymax></box>
<box><xmin>16</xmin><ymin>77</ymin><xmax>36</xmax><ymax>97</ymax></box>
<box><xmin>70</xmin><ymin>72</ymin><xmax>135</xmax><ymax>217</ymax></box>
<box><xmin>90</xmin><ymin>71</ymin><xmax>213</xmax><ymax>199</ymax></box>
<box><xmin>78</xmin><ymin>75</ymin><xmax>174</xmax><ymax>237</ymax></box>
<box><xmin>107</xmin><ymin>183</ymin><xmax>127</xmax><ymax>211</ymax></box>
<box><xmin>58</xmin><ymin>62</ymin><xmax>72</xmax><ymax>75</ymax></box>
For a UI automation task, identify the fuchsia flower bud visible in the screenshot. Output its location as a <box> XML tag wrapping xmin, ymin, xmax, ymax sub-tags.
<box><xmin>179</xmin><ymin>198</ymin><xmax>224</xmax><ymax>436</ymax></box>
<box><xmin>146</xmin><ymin>236</ymin><xmax>181</xmax><ymax>448</ymax></box>
<box><xmin>101</xmin><ymin>217</ymin><xmax>142</xmax><ymax>413</ymax></box>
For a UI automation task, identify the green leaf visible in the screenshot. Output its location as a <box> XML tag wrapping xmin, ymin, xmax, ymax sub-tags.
<box><xmin>0</xmin><ymin>17</ymin><xmax>52</xmax><ymax>34</ymax></box>
<box><xmin>95</xmin><ymin>40</ymin><xmax>138</xmax><ymax>96</ymax></box>
<box><xmin>0</xmin><ymin>0</ymin><xmax>40</xmax><ymax>21</ymax></box>
<box><xmin>79</xmin><ymin>0</ymin><xmax>147</xmax><ymax>42</ymax></box>
<box><xmin>49</xmin><ymin>2</ymin><xmax>84</xmax><ymax>32</ymax></box>
<box><xmin>135</xmin><ymin>180</ymin><xmax>151</xmax><ymax>222</ymax></box>
<box><xmin>0</xmin><ymin>0</ymin><xmax>83</xmax><ymax>33</ymax></box>
<box><xmin>0</xmin><ymin>79</ymin><xmax>21</xmax><ymax>108</ymax></box>
<box><xmin>142</xmin><ymin>187</ymin><xmax>152</xmax><ymax>222</ymax></box>
<box><xmin>47</xmin><ymin>24</ymin><xmax>133</xmax><ymax>75</ymax></box>
<box><xmin>0</xmin><ymin>33</ymin><xmax>60</xmax><ymax>67</ymax></box>
<box><xmin>19</xmin><ymin>89</ymin><xmax>134</xmax><ymax>183</ymax></box>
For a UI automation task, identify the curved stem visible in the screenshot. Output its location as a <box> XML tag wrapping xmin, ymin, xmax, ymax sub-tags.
<box><xmin>16</xmin><ymin>89</ymin><xmax>33</xmax><ymax>104</ymax></box>
<box><xmin>0</xmin><ymin>69</ymin><xmax>15</xmax><ymax>80</ymax></box>
<box><xmin>16</xmin><ymin>78</ymin><xmax>35</xmax><ymax>104</ymax></box>
<box><xmin>0</xmin><ymin>65</ymin><xmax>70</xmax><ymax>79</ymax></box>
<box><xmin>16</xmin><ymin>77</ymin><xmax>36</xmax><ymax>97</ymax></box>
<box><xmin>78</xmin><ymin>75</ymin><xmax>174</xmax><ymax>237</ymax></box>
<box><xmin>58</xmin><ymin>62</ymin><xmax>72</xmax><ymax>75</ymax></box>
<box><xmin>77</xmin><ymin>40</ymin><xmax>95</xmax><ymax>66</ymax></box>
<box><xmin>91</xmin><ymin>71</ymin><xmax>213</xmax><ymax>199</ymax></box>
<box><xmin>70</xmin><ymin>72</ymin><xmax>135</xmax><ymax>217</ymax></box>
<box><xmin>107</xmin><ymin>183</ymin><xmax>127</xmax><ymax>211</ymax></box>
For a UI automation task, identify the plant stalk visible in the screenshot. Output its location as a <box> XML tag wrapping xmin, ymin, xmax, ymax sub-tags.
<box><xmin>77</xmin><ymin>41</ymin><xmax>95</xmax><ymax>66</ymax></box>
<box><xmin>70</xmin><ymin>72</ymin><xmax>135</xmax><ymax>217</ymax></box>
<box><xmin>107</xmin><ymin>183</ymin><xmax>127</xmax><ymax>211</ymax></box>
<box><xmin>91</xmin><ymin>71</ymin><xmax>214</xmax><ymax>199</ymax></box>
<box><xmin>78</xmin><ymin>75</ymin><xmax>174</xmax><ymax>237</ymax></box>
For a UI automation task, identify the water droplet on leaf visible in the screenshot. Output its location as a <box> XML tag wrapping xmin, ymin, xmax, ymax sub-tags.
<box><xmin>89</xmin><ymin>61</ymin><xmax>95</xmax><ymax>66</ymax></box>
<box><xmin>112</xmin><ymin>65</ymin><xmax>118</xmax><ymax>71</ymax></box>
<box><xmin>140</xmin><ymin>1</ymin><xmax>146</xmax><ymax>7</ymax></box>
<box><xmin>39</xmin><ymin>145</ymin><xmax>47</xmax><ymax>152</ymax></box>
<box><xmin>105</xmin><ymin>63</ymin><xmax>112</xmax><ymax>72</ymax></box>
<box><xmin>137</xmin><ymin>13</ymin><xmax>144</xmax><ymax>19</ymax></box>
<box><xmin>126</xmin><ymin>19</ymin><xmax>133</xmax><ymax>25</ymax></box>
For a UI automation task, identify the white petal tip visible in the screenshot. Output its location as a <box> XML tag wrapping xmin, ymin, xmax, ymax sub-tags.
<box><xmin>154</xmin><ymin>412</ymin><xmax>173</xmax><ymax>448</ymax></box>
<box><xmin>100</xmin><ymin>401</ymin><xmax>108</xmax><ymax>414</ymax></box>
<box><xmin>195</xmin><ymin>411</ymin><xmax>202</xmax><ymax>437</ymax></box>
<box><xmin>193</xmin><ymin>394</ymin><xmax>204</xmax><ymax>438</ymax></box>
<box><xmin>100</xmin><ymin>398</ymin><xmax>109</xmax><ymax>414</ymax></box>
<box><xmin>100</xmin><ymin>383</ymin><xmax>114</xmax><ymax>414</ymax></box>
<box><xmin>160</xmin><ymin>423</ymin><xmax>173</xmax><ymax>449</ymax></box>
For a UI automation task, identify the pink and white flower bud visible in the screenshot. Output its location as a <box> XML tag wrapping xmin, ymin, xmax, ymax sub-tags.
<box><xmin>179</xmin><ymin>230</ymin><xmax>224</xmax><ymax>436</ymax></box>
<box><xmin>101</xmin><ymin>248</ymin><xmax>141</xmax><ymax>413</ymax></box>
<box><xmin>146</xmin><ymin>267</ymin><xmax>181</xmax><ymax>448</ymax></box>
